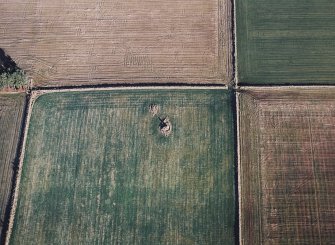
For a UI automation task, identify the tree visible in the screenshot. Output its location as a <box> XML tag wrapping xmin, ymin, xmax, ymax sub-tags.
<box><xmin>0</xmin><ymin>69</ymin><xmax>28</xmax><ymax>89</ymax></box>
<box><xmin>0</xmin><ymin>48</ymin><xmax>28</xmax><ymax>89</ymax></box>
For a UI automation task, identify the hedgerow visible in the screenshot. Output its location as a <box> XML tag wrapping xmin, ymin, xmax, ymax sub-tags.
<box><xmin>0</xmin><ymin>69</ymin><xmax>28</xmax><ymax>89</ymax></box>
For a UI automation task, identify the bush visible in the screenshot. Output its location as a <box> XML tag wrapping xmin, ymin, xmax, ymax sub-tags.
<box><xmin>0</xmin><ymin>69</ymin><xmax>28</xmax><ymax>89</ymax></box>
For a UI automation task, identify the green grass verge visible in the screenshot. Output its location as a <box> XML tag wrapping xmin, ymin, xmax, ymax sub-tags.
<box><xmin>10</xmin><ymin>89</ymin><xmax>236</xmax><ymax>244</ymax></box>
<box><xmin>236</xmin><ymin>0</ymin><xmax>335</xmax><ymax>85</ymax></box>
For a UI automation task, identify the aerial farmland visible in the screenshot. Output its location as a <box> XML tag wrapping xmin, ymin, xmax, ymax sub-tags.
<box><xmin>0</xmin><ymin>0</ymin><xmax>334</xmax><ymax>244</ymax></box>
<box><xmin>8</xmin><ymin>89</ymin><xmax>236</xmax><ymax>244</ymax></box>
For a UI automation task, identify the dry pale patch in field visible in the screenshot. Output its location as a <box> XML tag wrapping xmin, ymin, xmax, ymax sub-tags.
<box><xmin>0</xmin><ymin>0</ymin><xmax>232</xmax><ymax>86</ymax></box>
<box><xmin>238</xmin><ymin>87</ymin><xmax>335</xmax><ymax>245</ymax></box>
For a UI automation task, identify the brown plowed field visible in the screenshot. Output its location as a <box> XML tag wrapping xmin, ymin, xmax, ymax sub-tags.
<box><xmin>0</xmin><ymin>93</ymin><xmax>25</xmax><ymax>240</ymax></box>
<box><xmin>238</xmin><ymin>87</ymin><xmax>335</xmax><ymax>245</ymax></box>
<box><xmin>0</xmin><ymin>0</ymin><xmax>232</xmax><ymax>87</ymax></box>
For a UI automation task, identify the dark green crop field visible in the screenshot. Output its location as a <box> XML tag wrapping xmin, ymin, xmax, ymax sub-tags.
<box><xmin>10</xmin><ymin>89</ymin><xmax>236</xmax><ymax>244</ymax></box>
<box><xmin>0</xmin><ymin>93</ymin><xmax>25</xmax><ymax>241</ymax></box>
<box><xmin>236</xmin><ymin>0</ymin><xmax>335</xmax><ymax>85</ymax></box>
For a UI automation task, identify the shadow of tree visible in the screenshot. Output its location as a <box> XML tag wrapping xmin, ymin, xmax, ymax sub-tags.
<box><xmin>0</xmin><ymin>48</ymin><xmax>19</xmax><ymax>74</ymax></box>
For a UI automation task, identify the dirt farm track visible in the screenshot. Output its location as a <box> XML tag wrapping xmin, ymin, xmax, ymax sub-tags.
<box><xmin>0</xmin><ymin>0</ymin><xmax>232</xmax><ymax>87</ymax></box>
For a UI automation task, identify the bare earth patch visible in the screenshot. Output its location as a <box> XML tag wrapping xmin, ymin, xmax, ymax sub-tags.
<box><xmin>238</xmin><ymin>87</ymin><xmax>335</xmax><ymax>245</ymax></box>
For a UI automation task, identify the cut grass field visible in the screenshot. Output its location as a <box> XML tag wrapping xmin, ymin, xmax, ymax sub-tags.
<box><xmin>0</xmin><ymin>0</ymin><xmax>232</xmax><ymax>86</ymax></box>
<box><xmin>238</xmin><ymin>87</ymin><xmax>335</xmax><ymax>244</ymax></box>
<box><xmin>0</xmin><ymin>93</ymin><xmax>25</xmax><ymax>241</ymax></box>
<box><xmin>9</xmin><ymin>88</ymin><xmax>236</xmax><ymax>244</ymax></box>
<box><xmin>236</xmin><ymin>0</ymin><xmax>335</xmax><ymax>85</ymax></box>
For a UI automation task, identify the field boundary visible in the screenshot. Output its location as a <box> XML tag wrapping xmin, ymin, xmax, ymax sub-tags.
<box><xmin>237</xmin><ymin>85</ymin><xmax>335</xmax><ymax>90</ymax></box>
<box><xmin>233</xmin><ymin>0</ymin><xmax>238</xmax><ymax>87</ymax></box>
<box><xmin>4</xmin><ymin>92</ymin><xmax>37</xmax><ymax>245</ymax></box>
<box><xmin>236</xmin><ymin>92</ymin><xmax>242</xmax><ymax>245</ymax></box>
<box><xmin>31</xmin><ymin>85</ymin><xmax>230</xmax><ymax>95</ymax></box>
<box><xmin>232</xmin><ymin>91</ymin><xmax>240</xmax><ymax>245</ymax></box>
<box><xmin>32</xmin><ymin>83</ymin><xmax>232</xmax><ymax>91</ymax></box>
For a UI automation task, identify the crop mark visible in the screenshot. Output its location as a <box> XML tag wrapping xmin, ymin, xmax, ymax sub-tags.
<box><xmin>123</xmin><ymin>53</ymin><xmax>153</xmax><ymax>71</ymax></box>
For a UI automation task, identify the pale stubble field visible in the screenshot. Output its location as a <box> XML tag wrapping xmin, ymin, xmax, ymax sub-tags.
<box><xmin>0</xmin><ymin>0</ymin><xmax>233</xmax><ymax>86</ymax></box>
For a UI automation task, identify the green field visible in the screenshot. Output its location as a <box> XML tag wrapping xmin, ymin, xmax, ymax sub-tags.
<box><xmin>236</xmin><ymin>0</ymin><xmax>335</xmax><ymax>85</ymax></box>
<box><xmin>0</xmin><ymin>93</ymin><xmax>25</xmax><ymax>241</ymax></box>
<box><xmin>10</xmin><ymin>89</ymin><xmax>236</xmax><ymax>244</ymax></box>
